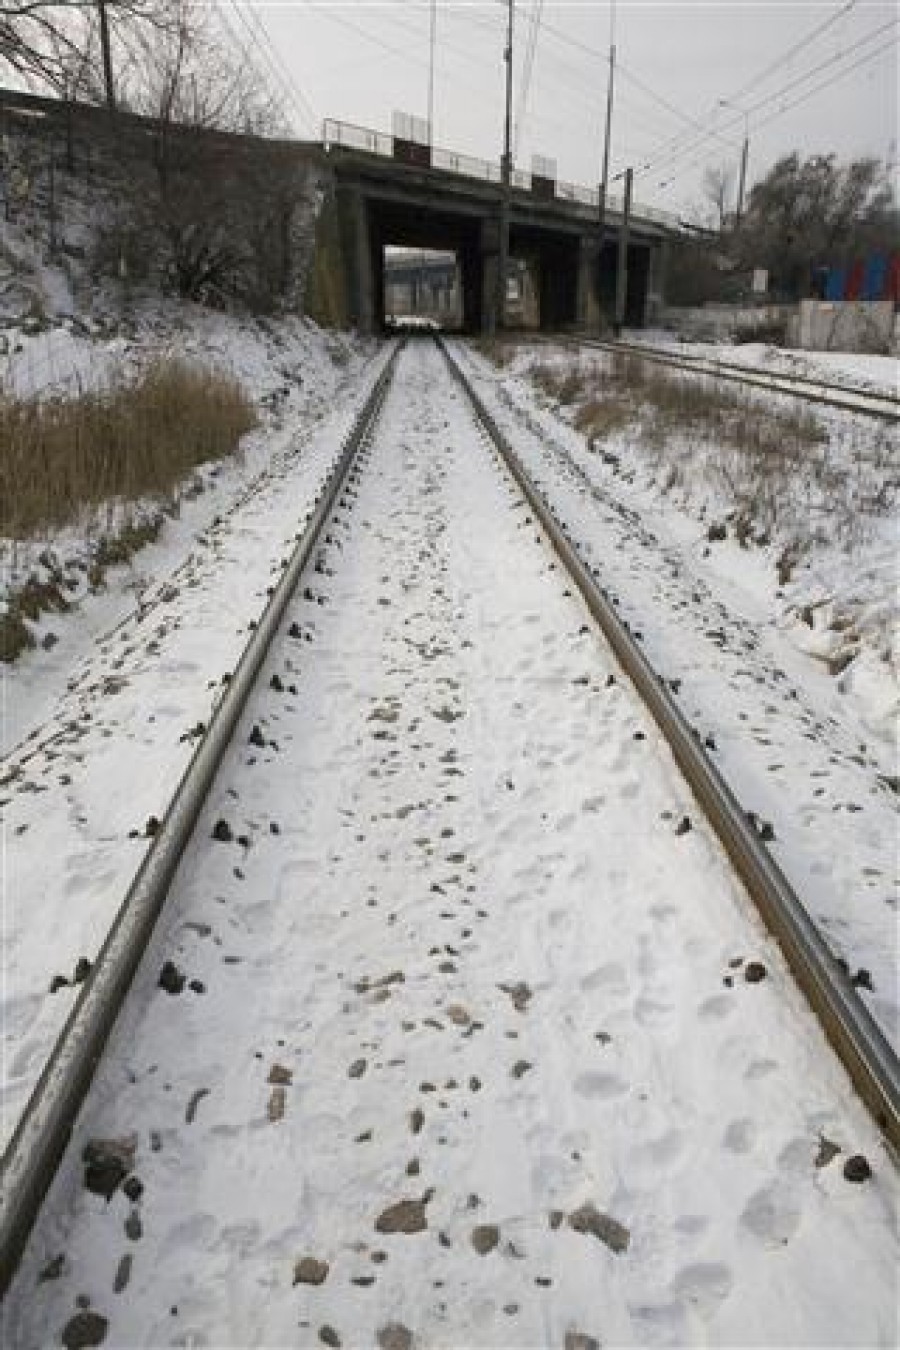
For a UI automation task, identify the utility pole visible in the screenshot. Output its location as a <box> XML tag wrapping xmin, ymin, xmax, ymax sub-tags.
<box><xmin>428</xmin><ymin>0</ymin><xmax>436</xmax><ymax>148</ymax></box>
<box><xmin>614</xmin><ymin>165</ymin><xmax>632</xmax><ymax>335</ymax></box>
<box><xmin>736</xmin><ymin>133</ymin><xmax>749</xmax><ymax>226</ymax></box>
<box><xmin>718</xmin><ymin>98</ymin><xmax>749</xmax><ymax>227</ymax></box>
<box><xmin>496</xmin><ymin>0</ymin><xmax>513</xmax><ymax>331</ymax></box>
<box><xmin>97</xmin><ymin>0</ymin><xmax>115</xmax><ymax>112</ymax></box>
<box><xmin>598</xmin><ymin>38</ymin><xmax>616</xmax><ymax>233</ymax></box>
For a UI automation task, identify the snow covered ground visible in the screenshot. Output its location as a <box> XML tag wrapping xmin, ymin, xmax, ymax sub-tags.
<box><xmin>2</xmin><ymin>303</ymin><xmax>385</xmax><ymax>1152</ymax></box>
<box><xmin>7</xmin><ymin>341</ymin><xmax>897</xmax><ymax>1349</ymax></box>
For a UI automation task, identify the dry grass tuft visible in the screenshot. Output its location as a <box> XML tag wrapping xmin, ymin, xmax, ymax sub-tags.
<box><xmin>525</xmin><ymin>347</ymin><xmax>897</xmax><ymax>549</ymax></box>
<box><xmin>573</xmin><ymin>396</ymin><xmax>632</xmax><ymax>441</ymax></box>
<box><xmin>0</xmin><ymin>359</ymin><xmax>257</xmax><ymax>539</ymax></box>
<box><xmin>474</xmin><ymin>337</ymin><xmax>518</xmax><ymax>369</ymax></box>
<box><xmin>0</xmin><ymin>605</ymin><xmax>35</xmax><ymax>662</ymax></box>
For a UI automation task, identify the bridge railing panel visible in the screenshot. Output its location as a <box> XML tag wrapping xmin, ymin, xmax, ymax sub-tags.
<box><xmin>322</xmin><ymin>118</ymin><xmax>393</xmax><ymax>157</ymax></box>
<box><xmin>431</xmin><ymin>145</ymin><xmax>502</xmax><ymax>184</ymax></box>
<box><xmin>322</xmin><ymin>118</ymin><xmax>683</xmax><ymax>229</ymax></box>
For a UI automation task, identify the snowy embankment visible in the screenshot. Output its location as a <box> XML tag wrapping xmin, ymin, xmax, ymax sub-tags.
<box><xmin>455</xmin><ymin>339</ymin><xmax>899</xmax><ymax>1054</ymax></box>
<box><xmin>2</xmin><ymin>302</ymin><xmax>386</xmax><ymax>1150</ymax></box>
<box><xmin>8</xmin><ymin>341</ymin><xmax>897</xmax><ymax>1350</ymax></box>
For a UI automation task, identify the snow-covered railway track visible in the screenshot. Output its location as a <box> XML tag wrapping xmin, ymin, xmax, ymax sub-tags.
<box><xmin>442</xmin><ymin>340</ymin><xmax>900</xmax><ymax>1144</ymax></box>
<box><xmin>0</xmin><ymin>350</ymin><xmax>400</xmax><ymax>1300</ymax></box>
<box><xmin>562</xmin><ymin>336</ymin><xmax>900</xmax><ymax>422</ymax></box>
<box><xmin>2</xmin><ymin>339</ymin><xmax>897</xmax><ymax>1347</ymax></box>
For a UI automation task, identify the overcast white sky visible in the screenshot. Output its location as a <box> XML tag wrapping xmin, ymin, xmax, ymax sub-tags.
<box><xmin>227</xmin><ymin>1</ymin><xmax>897</xmax><ymax>219</ymax></box>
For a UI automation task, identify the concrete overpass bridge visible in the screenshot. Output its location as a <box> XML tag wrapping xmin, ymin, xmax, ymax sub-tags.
<box><xmin>0</xmin><ymin>88</ymin><xmax>677</xmax><ymax>336</ymax></box>
<box><xmin>322</xmin><ymin>119</ymin><xmax>676</xmax><ymax>334</ymax></box>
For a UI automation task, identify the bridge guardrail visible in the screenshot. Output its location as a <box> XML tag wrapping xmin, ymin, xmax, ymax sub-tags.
<box><xmin>432</xmin><ymin>144</ymin><xmax>501</xmax><ymax>184</ymax></box>
<box><xmin>321</xmin><ymin>117</ymin><xmax>681</xmax><ymax>230</ymax></box>
<box><xmin>322</xmin><ymin>118</ymin><xmax>393</xmax><ymax>157</ymax></box>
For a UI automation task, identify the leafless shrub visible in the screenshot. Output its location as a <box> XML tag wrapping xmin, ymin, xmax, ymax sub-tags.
<box><xmin>527</xmin><ymin>348</ymin><xmax>900</xmax><ymax>551</ymax></box>
<box><xmin>733</xmin><ymin>319</ymin><xmax>787</xmax><ymax>346</ymax></box>
<box><xmin>556</xmin><ymin>369</ymin><xmax>584</xmax><ymax>405</ymax></box>
<box><xmin>0</xmin><ymin>603</ymin><xmax>35</xmax><ymax>662</ymax></box>
<box><xmin>1</xmin><ymin>0</ymin><xmax>173</xmax><ymax>97</ymax></box>
<box><xmin>474</xmin><ymin>337</ymin><xmax>517</xmax><ymax>369</ymax></box>
<box><xmin>573</xmin><ymin>396</ymin><xmax>631</xmax><ymax>442</ymax></box>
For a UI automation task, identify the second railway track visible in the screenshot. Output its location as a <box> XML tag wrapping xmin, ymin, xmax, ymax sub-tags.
<box><xmin>556</xmin><ymin>335</ymin><xmax>900</xmax><ymax>422</ymax></box>
<box><xmin>2</xmin><ymin>338</ymin><xmax>897</xmax><ymax>1347</ymax></box>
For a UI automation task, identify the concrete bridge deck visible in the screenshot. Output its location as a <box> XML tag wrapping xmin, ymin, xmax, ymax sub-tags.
<box><xmin>322</xmin><ymin>119</ymin><xmax>674</xmax><ymax>333</ymax></box>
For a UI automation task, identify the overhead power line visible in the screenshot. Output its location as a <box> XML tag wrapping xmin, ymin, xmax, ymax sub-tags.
<box><xmin>747</xmin><ymin>29</ymin><xmax>896</xmax><ymax>140</ymax></box>
<box><xmin>514</xmin><ymin>0</ymin><xmax>544</xmax><ymax>159</ymax></box>
<box><xmin>729</xmin><ymin>0</ymin><xmax>858</xmax><ymax>104</ymax></box>
<box><xmin>224</xmin><ymin>0</ymin><xmax>318</xmax><ymax>135</ymax></box>
<box><xmin>303</xmin><ymin>0</ymin><xmax>503</xmax><ymax>122</ymax></box>
<box><xmin>237</xmin><ymin>0</ymin><xmax>319</xmax><ymax>133</ymax></box>
<box><xmin>529</xmin><ymin>0</ymin><xmax>881</xmax><ymax>185</ymax></box>
<box><xmin>616</xmin><ymin>62</ymin><xmax>740</xmax><ymax>152</ymax></box>
<box><xmin>634</xmin><ymin>16</ymin><xmax>897</xmax><ymax>183</ymax></box>
<box><xmin>654</xmin><ymin>30</ymin><xmax>896</xmax><ymax>194</ymax></box>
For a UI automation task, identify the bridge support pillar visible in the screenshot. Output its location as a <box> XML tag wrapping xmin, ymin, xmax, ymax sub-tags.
<box><xmin>646</xmin><ymin>239</ymin><xmax>668</xmax><ymax>326</ymax></box>
<box><xmin>577</xmin><ymin>235</ymin><xmax>603</xmax><ymax>334</ymax></box>
<box><xmin>480</xmin><ymin>215</ymin><xmax>500</xmax><ymax>334</ymax></box>
<box><xmin>338</xmin><ymin>186</ymin><xmax>377</xmax><ymax>333</ymax></box>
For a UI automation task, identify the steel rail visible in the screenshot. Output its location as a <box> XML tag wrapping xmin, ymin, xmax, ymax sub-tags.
<box><xmin>609</xmin><ymin>337</ymin><xmax>900</xmax><ymax>402</ymax></box>
<box><xmin>565</xmin><ymin>336</ymin><xmax>900</xmax><ymax>423</ymax></box>
<box><xmin>0</xmin><ymin>344</ymin><xmax>401</xmax><ymax>1298</ymax></box>
<box><xmin>440</xmin><ymin>335</ymin><xmax>900</xmax><ymax>1155</ymax></box>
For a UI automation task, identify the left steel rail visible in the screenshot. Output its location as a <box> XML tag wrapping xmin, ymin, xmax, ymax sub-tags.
<box><xmin>0</xmin><ymin>344</ymin><xmax>401</xmax><ymax>1297</ymax></box>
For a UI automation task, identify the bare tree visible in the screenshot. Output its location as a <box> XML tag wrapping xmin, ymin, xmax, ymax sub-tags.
<box><xmin>1</xmin><ymin>1</ymin><xmax>174</xmax><ymax>100</ymax></box>
<box><xmin>106</xmin><ymin>0</ymin><xmax>293</xmax><ymax>303</ymax></box>
<box><xmin>118</xmin><ymin>0</ymin><xmax>284</xmax><ymax>136</ymax></box>
<box><xmin>738</xmin><ymin>152</ymin><xmax>897</xmax><ymax>299</ymax></box>
<box><xmin>703</xmin><ymin>162</ymin><xmax>735</xmax><ymax>233</ymax></box>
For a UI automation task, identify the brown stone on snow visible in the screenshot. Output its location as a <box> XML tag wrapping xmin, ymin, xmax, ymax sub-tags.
<box><xmin>293</xmin><ymin>1256</ymin><xmax>329</xmax><ymax>1286</ymax></box>
<box><xmin>376</xmin><ymin>1199</ymin><xmax>428</xmax><ymax>1234</ymax></box>
<box><xmin>843</xmin><ymin>1154</ymin><xmax>872</xmax><ymax>1184</ymax></box>
<box><xmin>499</xmin><ymin>980</ymin><xmax>533</xmax><ymax>1012</ymax></box>
<box><xmin>470</xmin><ymin>1224</ymin><xmax>500</xmax><ymax>1255</ymax></box>
<box><xmin>378</xmin><ymin>1325</ymin><xmax>413</xmax><ymax>1350</ymax></box>
<box><xmin>814</xmin><ymin>1135</ymin><xmax>841</xmax><ymax>1169</ymax></box>
<box><xmin>267</xmin><ymin>1086</ymin><xmax>286</xmax><ymax>1122</ymax></box>
<box><xmin>268</xmin><ymin>1064</ymin><xmax>293</xmax><ymax>1086</ymax></box>
<box><xmin>113</xmin><ymin>1253</ymin><xmax>132</xmax><ymax>1294</ymax></box>
<box><xmin>564</xmin><ymin>1333</ymin><xmax>600</xmax><ymax>1350</ymax></box>
<box><xmin>568</xmin><ymin>1201</ymin><xmax>630</xmax><ymax>1254</ymax></box>
<box><xmin>82</xmin><ymin>1136</ymin><xmax>137</xmax><ymax>1200</ymax></box>
<box><xmin>60</xmin><ymin>1311</ymin><xmax>109</xmax><ymax>1350</ymax></box>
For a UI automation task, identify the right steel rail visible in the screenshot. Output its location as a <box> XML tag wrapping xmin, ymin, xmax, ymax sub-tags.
<box><xmin>570</xmin><ymin>336</ymin><xmax>900</xmax><ymax>423</ymax></box>
<box><xmin>441</xmin><ymin>336</ymin><xmax>900</xmax><ymax>1154</ymax></box>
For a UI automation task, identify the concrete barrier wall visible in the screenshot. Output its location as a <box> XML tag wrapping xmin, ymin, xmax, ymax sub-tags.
<box><xmin>659</xmin><ymin>304</ymin><xmax>792</xmax><ymax>342</ymax></box>
<box><xmin>792</xmin><ymin>300</ymin><xmax>895</xmax><ymax>355</ymax></box>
